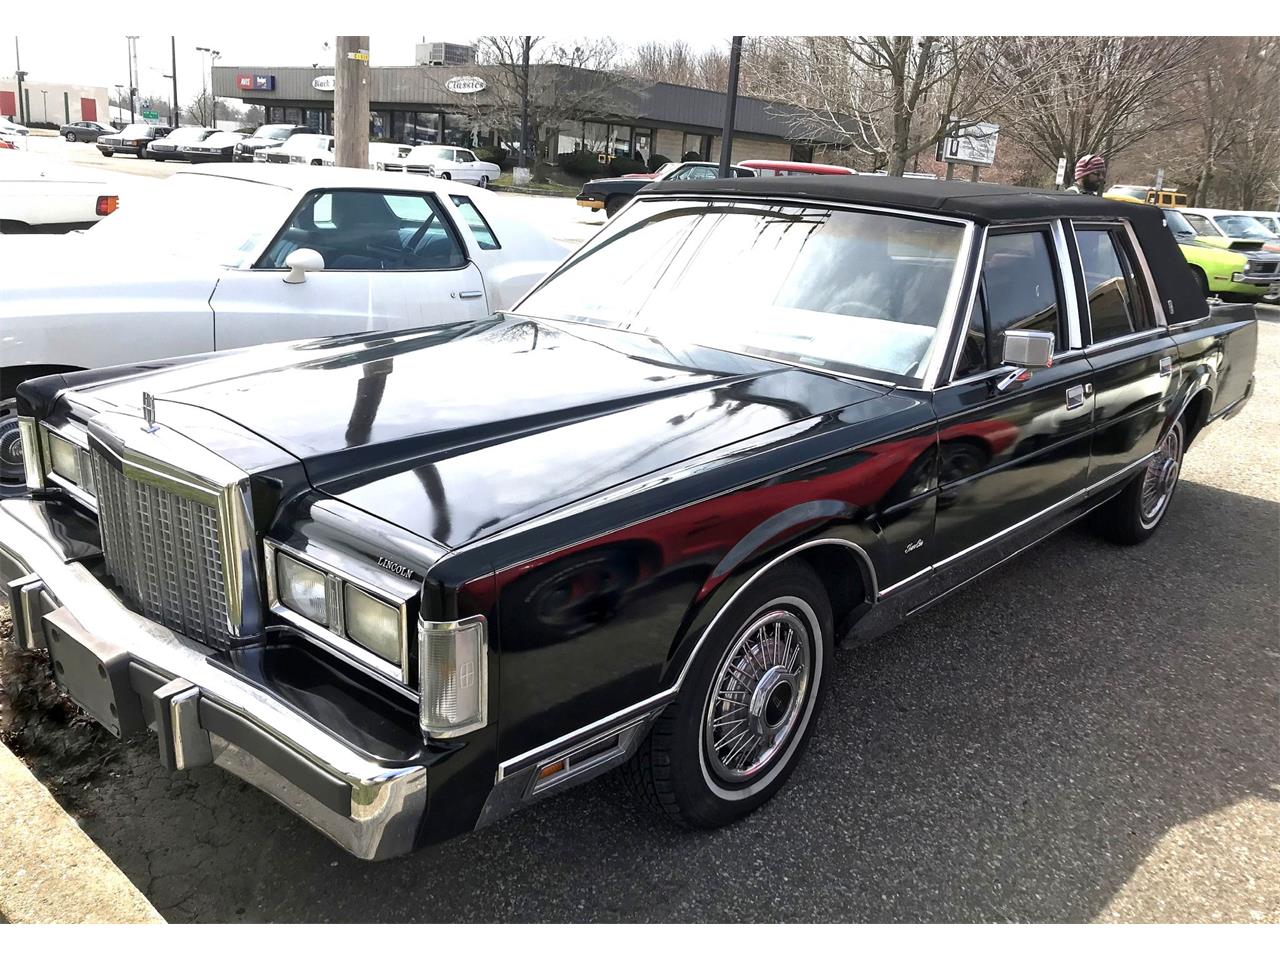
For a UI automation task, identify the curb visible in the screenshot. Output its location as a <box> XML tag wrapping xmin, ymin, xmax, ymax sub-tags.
<box><xmin>0</xmin><ymin>743</ymin><xmax>163</xmax><ymax>923</ymax></box>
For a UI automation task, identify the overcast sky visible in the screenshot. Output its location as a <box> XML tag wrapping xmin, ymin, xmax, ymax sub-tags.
<box><xmin>2</xmin><ymin>34</ymin><xmax>727</xmax><ymax>108</ymax></box>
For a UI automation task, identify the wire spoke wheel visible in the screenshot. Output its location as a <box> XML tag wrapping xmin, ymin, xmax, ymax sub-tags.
<box><xmin>1140</xmin><ymin>422</ymin><xmax>1183</xmax><ymax>527</ymax></box>
<box><xmin>703</xmin><ymin>608</ymin><xmax>812</xmax><ymax>784</ymax></box>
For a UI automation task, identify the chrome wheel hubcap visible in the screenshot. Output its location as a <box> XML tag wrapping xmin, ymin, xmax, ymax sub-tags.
<box><xmin>704</xmin><ymin>609</ymin><xmax>811</xmax><ymax>783</ymax></box>
<box><xmin>1141</xmin><ymin>424</ymin><xmax>1183</xmax><ymax>525</ymax></box>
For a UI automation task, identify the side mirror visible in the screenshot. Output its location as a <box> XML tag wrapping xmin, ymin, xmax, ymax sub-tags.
<box><xmin>1002</xmin><ymin>329</ymin><xmax>1055</xmax><ymax>369</ymax></box>
<box><xmin>283</xmin><ymin>248</ymin><xmax>324</xmax><ymax>284</ymax></box>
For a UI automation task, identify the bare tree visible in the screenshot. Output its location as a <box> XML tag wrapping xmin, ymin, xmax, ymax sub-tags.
<box><xmin>474</xmin><ymin>36</ymin><xmax>625</xmax><ymax>165</ymax></box>
<box><xmin>994</xmin><ymin>36</ymin><xmax>1206</xmax><ymax>187</ymax></box>
<box><xmin>624</xmin><ymin>40</ymin><xmax>730</xmax><ymax>90</ymax></box>
<box><xmin>743</xmin><ymin>36</ymin><xmax>1014</xmax><ymax>176</ymax></box>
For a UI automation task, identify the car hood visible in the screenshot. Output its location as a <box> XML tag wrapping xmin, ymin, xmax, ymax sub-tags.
<box><xmin>581</xmin><ymin>176</ymin><xmax>646</xmax><ymax>193</ymax></box>
<box><xmin>87</xmin><ymin>316</ymin><xmax>890</xmax><ymax>549</ymax></box>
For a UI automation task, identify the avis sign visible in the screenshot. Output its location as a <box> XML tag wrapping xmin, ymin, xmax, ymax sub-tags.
<box><xmin>445</xmin><ymin>76</ymin><xmax>487</xmax><ymax>94</ymax></box>
<box><xmin>236</xmin><ymin>74</ymin><xmax>276</xmax><ymax>92</ymax></box>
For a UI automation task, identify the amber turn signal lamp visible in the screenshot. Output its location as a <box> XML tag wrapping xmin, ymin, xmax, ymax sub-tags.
<box><xmin>96</xmin><ymin>195</ymin><xmax>119</xmax><ymax>216</ymax></box>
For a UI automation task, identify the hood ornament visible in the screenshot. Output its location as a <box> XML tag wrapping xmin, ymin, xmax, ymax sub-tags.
<box><xmin>141</xmin><ymin>392</ymin><xmax>158</xmax><ymax>432</ymax></box>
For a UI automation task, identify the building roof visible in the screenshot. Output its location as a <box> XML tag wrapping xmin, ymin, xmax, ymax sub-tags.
<box><xmin>212</xmin><ymin>64</ymin><xmax>846</xmax><ymax>143</ymax></box>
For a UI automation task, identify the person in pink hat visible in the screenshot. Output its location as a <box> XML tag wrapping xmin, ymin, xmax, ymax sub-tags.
<box><xmin>1068</xmin><ymin>154</ymin><xmax>1107</xmax><ymax>195</ymax></box>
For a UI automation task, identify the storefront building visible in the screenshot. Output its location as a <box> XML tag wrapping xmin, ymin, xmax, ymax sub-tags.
<box><xmin>212</xmin><ymin>64</ymin><xmax>843</xmax><ymax>166</ymax></box>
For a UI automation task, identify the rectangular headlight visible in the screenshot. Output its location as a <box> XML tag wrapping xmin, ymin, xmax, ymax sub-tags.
<box><xmin>48</xmin><ymin>433</ymin><xmax>82</xmax><ymax>485</ymax></box>
<box><xmin>420</xmin><ymin>616</ymin><xmax>487</xmax><ymax>738</ymax></box>
<box><xmin>343</xmin><ymin>583</ymin><xmax>402</xmax><ymax>666</ymax></box>
<box><xmin>276</xmin><ymin>552</ymin><xmax>329</xmax><ymax>626</ymax></box>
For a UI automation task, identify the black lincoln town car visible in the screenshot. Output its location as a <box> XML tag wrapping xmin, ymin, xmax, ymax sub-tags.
<box><xmin>0</xmin><ymin>177</ymin><xmax>1257</xmax><ymax>859</ymax></box>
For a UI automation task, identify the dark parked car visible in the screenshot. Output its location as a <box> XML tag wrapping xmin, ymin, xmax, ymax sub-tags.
<box><xmin>58</xmin><ymin>120</ymin><xmax>117</xmax><ymax>143</ymax></box>
<box><xmin>0</xmin><ymin>178</ymin><xmax>1257</xmax><ymax>860</ymax></box>
<box><xmin>145</xmin><ymin>126</ymin><xmax>216</xmax><ymax>161</ymax></box>
<box><xmin>96</xmin><ymin>123</ymin><xmax>171</xmax><ymax>158</ymax></box>
<box><xmin>577</xmin><ymin>159</ymin><xmax>755</xmax><ymax>217</ymax></box>
<box><xmin>179</xmin><ymin>130</ymin><xmax>247</xmax><ymax>163</ymax></box>
<box><xmin>233</xmin><ymin>123</ymin><xmax>316</xmax><ymax>162</ymax></box>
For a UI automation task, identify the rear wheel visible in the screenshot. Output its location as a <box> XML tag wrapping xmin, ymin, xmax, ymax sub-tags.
<box><xmin>1094</xmin><ymin>419</ymin><xmax>1184</xmax><ymax>544</ymax></box>
<box><xmin>479</xmin><ymin>175</ymin><xmax>489</xmax><ymax>189</ymax></box>
<box><xmin>623</xmin><ymin>560</ymin><xmax>832</xmax><ymax>828</ymax></box>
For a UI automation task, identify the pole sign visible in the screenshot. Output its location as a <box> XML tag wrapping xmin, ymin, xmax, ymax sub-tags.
<box><xmin>142</xmin><ymin>110</ymin><xmax>158</xmax><ymax>120</ymax></box>
<box><xmin>1154</xmin><ymin>167</ymin><xmax>1165</xmax><ymax>192</ymax></box>
<box><xmin>1056</xmin><ymin>157</ymin><xmax>1067</xmax><ymax>186</ymax></box>
<box><xmin>445</xmin><ymin>76</ymin><xmax>487</xmax><ymax>95</ymax></box>
<box><xmin>941</xmin><ymin>120</ymin><xmax>1000</xmax><ymax>166</ymax></box>
<box><xmin>312</xmin><ymin>76</ymin><xmax>336</xmax><ymax>92</ymax></box>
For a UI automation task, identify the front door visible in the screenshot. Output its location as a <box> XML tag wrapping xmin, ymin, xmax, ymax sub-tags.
<box><xmin>210</xmin><ymin>187</ymin><xmax>490</xmax><ymax>350</ymax></box>
<box><xmin>929</xmin><ymin>225</ymin><xmax>1094</xmax><ymax>567</ymax></box>
<box><xmin>1072</xmin><ymin>222</ymin><xmax>1180</xmax><ymax>482</ymax></box>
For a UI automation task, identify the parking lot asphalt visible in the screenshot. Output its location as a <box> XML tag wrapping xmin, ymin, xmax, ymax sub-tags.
<box><xmin>4</xmin><ymin>309</ymin><xmax>1277</xmax><ymax>923</ymax></box>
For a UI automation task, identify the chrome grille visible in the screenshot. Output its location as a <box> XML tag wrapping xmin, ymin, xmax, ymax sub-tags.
<box><xmin>91</xmin><ymin>450</ymin><xmax>232</xmax><ymax>647</ymax></box>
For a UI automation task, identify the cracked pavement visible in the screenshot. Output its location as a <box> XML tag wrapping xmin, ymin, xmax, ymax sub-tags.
<box><xmin>4</xmin><ymin>310</ymin><xmax>1278</xmax><ymax>923</ymax></box>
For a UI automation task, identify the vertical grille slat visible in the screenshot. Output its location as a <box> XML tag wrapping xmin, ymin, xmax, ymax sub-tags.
<box><xmin>91</xmin><ymin>450</ymin><xmax>233</xmax><ymax>648</ymax></box>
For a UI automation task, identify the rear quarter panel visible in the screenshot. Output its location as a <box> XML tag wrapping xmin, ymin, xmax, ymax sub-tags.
<box><xmin>1170</xmin><ymin>303</ymin><xmax>1258</xmax><ymax>421</ymax></box>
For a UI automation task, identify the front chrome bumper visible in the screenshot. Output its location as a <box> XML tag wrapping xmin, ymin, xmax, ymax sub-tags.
<box><xmin>0</xmin><ymin>499</ymin><xmax>427</xmax><ymax>860</ymax></box>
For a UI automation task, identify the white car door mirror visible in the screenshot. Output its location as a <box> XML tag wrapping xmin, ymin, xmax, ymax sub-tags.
<box><xmin>283</xmin><ymin>248</ymin><xmax>325</xmax><ymax>284</ymax></box>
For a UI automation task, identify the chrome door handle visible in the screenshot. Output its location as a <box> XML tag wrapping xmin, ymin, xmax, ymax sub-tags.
<box><xmin>1065</xmin><ymin>385</ymin><xmax>1086</xmax><ymax>410</ymax></box>
<box><xmin>1159</xmin><ymin>356</ymin><xmax>1173</xmax><ymax>377</ymax></box>
<box><xmin>457</xmin><ymin>290</ymin><xmax>484</xmax><ymax>300</ymax></box>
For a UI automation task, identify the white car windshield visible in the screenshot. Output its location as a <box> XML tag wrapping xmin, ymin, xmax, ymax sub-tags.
<box><xmin>254</xmin><ymin>125</ymin><xmax>296</xmax><ymax>141</ymax></box>
<box><xmin>86</xmin><ymin>173</ymin><xmax>295</xmax><ymax>267</ymax></box>
<box><xmin>1213</xmin><ymin>215</ymin><xmax>1274</xmax><ymax>240</ymax></box>
<box><xmin>163</xmin><ymin>128</ymin><xmax>213</xmax><ymax>144</ymax></box>
<box><xmin>519</xmin><ymin>198</ymin><xmax>967</xmax><ymax>384</ymax></box>
<box><xmin>408</xmin><ymin>145</ymin><xmax>454</xmax><ymax>162</ymax></box>
<box><xmin>117</xmin><ymin>124</ymin><xmax>151</xmax><ymax>138</ymax></box>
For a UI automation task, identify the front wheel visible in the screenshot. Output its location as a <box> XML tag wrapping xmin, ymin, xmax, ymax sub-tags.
<box><xmin>0</xmin><ymin>397</ymin><xmax>27</xmax><ymax>497</ymax></box>
<box><xmin>623</xmin><ymin>560</ymin><xmax>832</xmax><ymax>828</ymax></box>
<box><xmin>65</xmin><ymin>131</ymin><xmax>76</xmax><ymax>142</ymax></box>
<box><xmin>1094</xmin><ymin>419</ymin><xmax>1185</xmax><ymax>544</ymax></box>
<box><xmin>439</xmin><ymin>171</ymin><xmax>451</xmax><ymax>180</ymax></box>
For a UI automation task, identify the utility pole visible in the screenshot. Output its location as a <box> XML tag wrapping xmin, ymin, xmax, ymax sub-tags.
<box><xmin>14</xmin><ymin>37</ymin><xmax>27</xmax><ymax>125</ymax></box>
<box><xmin>125</xmin><ymin>35</ymin><xmax>138</xmax><ymax>123</ymax></box>
<box><xmin>334</xmin><ymin>36</ymin><xmax>369</xmax><ymax>169</ymax></box>
<box><xmin>519</xmin><ymin>35</ymin><xmax>531</xmax><ymax>170</ymax></box>
<box><xmin>717</xmin><ymin>36</ymin><xmax>743</xmax><ymax>177</ymax></box>
<box><xmin>165</xmin><ymin>36</ymin><xmax>179</xmax><ymax>127</ymax></box>
<box><xmin>210</xmin><ymin>50</ymin><xmax>220</xmax><ymax>125</ymax></box>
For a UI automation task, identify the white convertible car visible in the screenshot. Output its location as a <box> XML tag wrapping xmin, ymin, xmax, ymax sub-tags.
<box><xmin>0</xmin><ymin>164</ymin><xmax>570</xmax><ymax>492</ymax></box>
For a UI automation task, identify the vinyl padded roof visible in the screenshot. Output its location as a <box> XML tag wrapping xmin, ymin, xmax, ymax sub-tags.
<box><xmin>642</xmin><ymin>174</ymin><xmax>1210</xmax><ymax>326</ymax></box>
<box><xmin>644</xmin><ymin>174</ymin><xmax>1169</xmax><ymax>224</ymax></box>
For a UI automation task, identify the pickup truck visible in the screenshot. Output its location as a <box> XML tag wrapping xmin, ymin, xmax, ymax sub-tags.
<box><xmin>0</xmin><ymin>177</ymin><xmax>1256</xmax><ymax>860</ymax></box>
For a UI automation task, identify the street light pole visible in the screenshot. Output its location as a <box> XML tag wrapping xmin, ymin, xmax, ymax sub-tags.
<box><xmin>717</xmin><ymin>36</ymin><xmax>743</xmax><ymax>177</ymax></box>
<box><xmin>210</xmin><ymin>51</ymin><xmax>221</xmax><ymax>126</ymax></box>
<box><xmin>165</xmin><ymin>35</ymin><xmax>179</xmax><ymax>127</ymax></box>
<box><xmin>14</xmin><ymin>37</ymin><xmax>27</xmax><ymax>125</ymax></box>
<box><xmin>125</xmin><ymin>35</ymin><xmax>139</xmax><ymax>123</ymax></box>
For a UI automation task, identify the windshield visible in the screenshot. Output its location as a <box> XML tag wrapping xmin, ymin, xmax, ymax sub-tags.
<box><xmin>164</xmin><ymin>128</ymin><xmax>212</xmax><ymax>144</ymax></box>
<box><xmin>1214</xmin><ymin>215</ymin><xmax>1275</xmax><ymax>239</ymax></box>
<box><xmin>1164</xmin><ymin>210</ymin><xmax>1196</xmax><ymax>238</ymax></box>
<box><xmin>518</xmin><ymin>198</ymin><xmax>967</xmax><ymax>384</ymax></box>
<box><xmin>1108</xmin><ymin>185</ymin><xmax>1149</xmax><ymax>200</ymax></box>
<box><xmin>409</xmin><ymin>145</ymin><xmax>453</xmax><ymax>161</ymax></box>
<box><xmin>254</xmin><ymin>125</ymin><xmax>295</xmax><ymax>141</ymax></box>
<box><xmin>117</xmin><ymin>124</ymin><xmax>151</xmax><ymax>138</ymax></box>
<box><xmin>85</xmin><ymin>173</ymin><xmax>294</xmax><ymax>267</ymax></box>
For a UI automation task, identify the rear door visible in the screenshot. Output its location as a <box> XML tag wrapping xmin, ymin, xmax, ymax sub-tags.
<box><xmin>210</xmin><ymin>186</ymin><xmax>489</xmax><ymax>350</ymax></box>
<box><xmin>930</xmin><ymin>223</ymin><xmax>1094</xmax><ymax>561</ymax></box>
<box><xmin>1071</xmin><ymin>221</ymin><xmax>1179</xmax><ymax>483</ymax></box>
